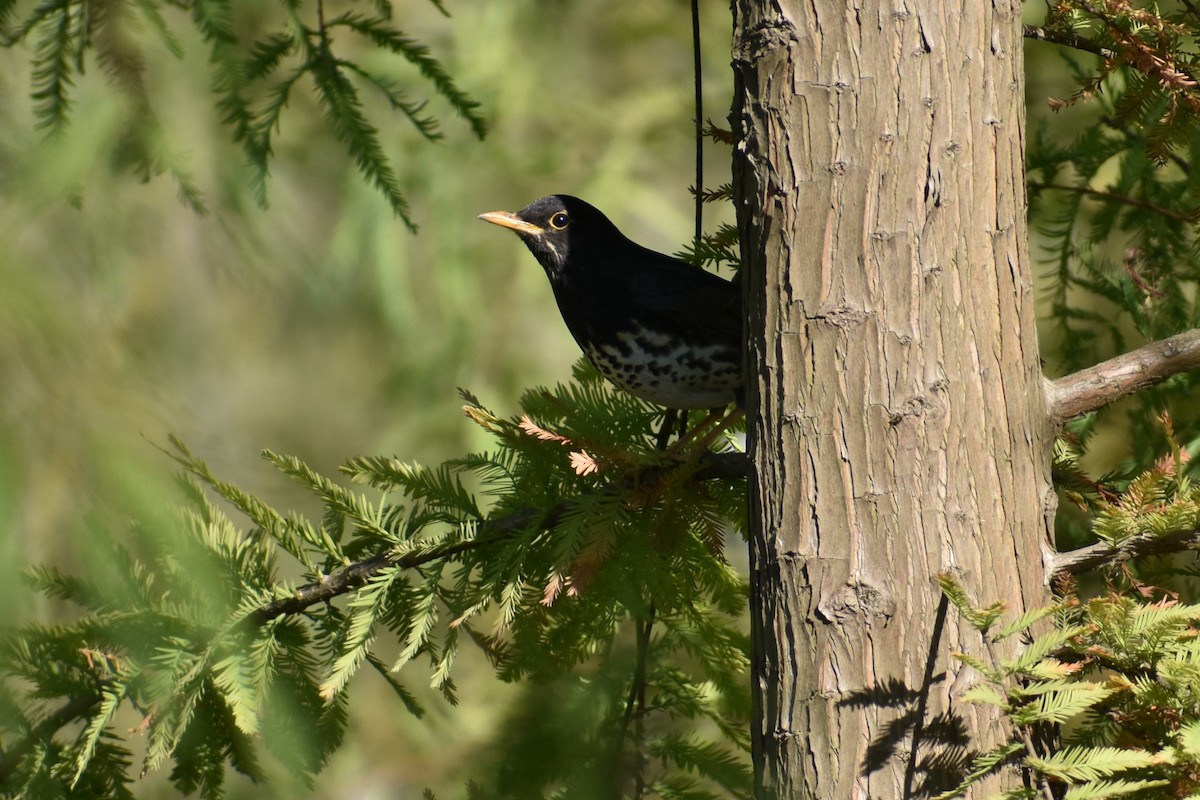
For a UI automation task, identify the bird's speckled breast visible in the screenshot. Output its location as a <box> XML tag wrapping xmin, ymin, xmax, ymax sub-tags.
<box><xmin>582</xmin><ymin>325</ymin><xmax>741</xmax><ymax>408</ymax></box>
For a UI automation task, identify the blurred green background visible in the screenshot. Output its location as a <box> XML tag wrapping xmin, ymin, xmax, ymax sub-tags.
<box><xmin>0</xmin><ymin>0</ymin><xmax>735</xmax><ymax>796</ymax></box>
<box><xmin>0</xmin><ymin>0</ymin><xmax>1140</xmax><ymax>794</ymax></box>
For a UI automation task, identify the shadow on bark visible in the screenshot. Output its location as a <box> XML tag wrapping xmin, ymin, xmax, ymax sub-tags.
<box><xmin>836</xmin><ymin>597</ymin><xmax>975</xmax><ymax>798</ymax></box>
<box><xmin>837</xmin><ymin>681</ymin><xmax>974</xmax><ymax>797</ymax></box>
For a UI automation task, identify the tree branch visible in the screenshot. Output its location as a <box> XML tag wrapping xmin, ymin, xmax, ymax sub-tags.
<box><xmin>251</xmin><ymin>540</ymin><xmax>483</xmax><ymax>623</ymax></box>
<box><xmin>0</xmin><ymin>452</ymin><xmax>749</xmax><ymax>780</ymax></box>
<box><xmin>251</xmin><ymin>450</ymin><xmax>749</xmax><ymax>623</ymax></box>
<box><xmin>1027</xmin><ymin>180</ymin><xmax>1193</xmax><ymax>223</ymax></box>
<box><xmin>0</xmin><ymin>692</ymin><xmax>103</xmax><ymax>785</ymax></box>
<box><xmin>1049</xmin><ymin>526</ymin><xmax>1200</xmax><ymax>579</ymax></box>
<box><xmin>1100</xmin><ymin>115</ymin><xmax>1192</xmax><ymax>175</ymax></box>
<box><xmin>1023</xmin><ymin>24</ymin><xmax>1116</xmax><ymax>60</ymax></box>
<box><xmin>0</xmin><ymin>448</ymin><xmax>748</xmax><ymax>784</ymax></box>
<box><xmin>1074</xmin><ymin>0</ymin><xmax>1200</xmax><ymax>99</ymax></box>
<box><xmin>1045</xmin><ymin>328</ymin><xmax>1200</xmax><ymax>426</ymax></box>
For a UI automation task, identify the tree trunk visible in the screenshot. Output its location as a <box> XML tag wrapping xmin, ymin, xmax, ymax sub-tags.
<box><xmin>731</xmin><ymin>2</ymin><xmax>1056</xmax><ymax>797</ymax></box>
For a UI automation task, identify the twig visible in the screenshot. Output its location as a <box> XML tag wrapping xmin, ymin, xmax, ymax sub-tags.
<box><xmin>1049</xmin><ymin>526</ymin><xmax>1200</xmax><ymax>579</ymax></box>
<box><xmin>252</xmin><ymin>450</ymin><xmax>748</xmax><ymax>623</ymax></box>
<box><xmin>0</xmin><ymin>692</ymin><xmax>103</xmax><ymax>784</ymax></box>
<box><xmin>1045</xmin><ymin>328</ymin><xmax>1200</xmax><ymax>425</ymax></box>
<box><xmin>655</xmin><ymin>409</ymin><xmax>680</xmax><ymax>450</ymax></box>
<box><xmin>1023</xmin><ymin>24</ymin><xmax>1116</xmax><ymax>60</ymax></box>
<box><xmin>251</xmin><ymin>540</ymin><xmax>483</xmax><ymax>622</ymax></box>
<box><xmin>984</xmin><ymin>634</ymin><xmax>1057</xmax><ymax>800</ymax></box>
<box><xmin>946</xmin><ymin>579</ymin><xmax>1055</xmax><ymax>799</ymax></box>
<box><xmin>314</xmin><ymin>0</ymin><xmax>327</xmax><ymax>41</ymax></box>
<box><xmin>1028</xmin><ymin>180</ymin><xmax>1193</xmax><ymax>223</ymax></box>
<box><xmin>617</xmin><ymin>604</ymin><xmax>656</xmax><ymax>799</ymax></box>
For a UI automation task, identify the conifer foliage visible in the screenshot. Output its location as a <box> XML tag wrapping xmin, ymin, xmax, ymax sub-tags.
<box><xmin>914</xmin><ymin>2</ymin><xmax>1200</xmax><ymax>795</ymax></box>
<box><xmin>9</xmin><ymin>0</ymin><xmax>1200</xmax><ymax>797</ymax></box>
<box><xmin>1030</xmin><ymin>0</ymin><xmax>1200</xmax><ymax>469</ymax></box>
<box><xmin>938</xmin><ymin>574</ymin><xmax>1200</xmax><ymax>800</ymax></box>
<box><xmin>0</xmin><ymin>364</ymin><xmax>750</xmax><ymax>798</ymax></box>
<box><xmin>0</xmin><ymin>0</ymin><xmax>486</xmax><ymax>226</ymax></box>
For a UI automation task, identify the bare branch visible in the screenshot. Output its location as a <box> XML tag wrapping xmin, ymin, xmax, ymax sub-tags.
<box><xmin>1049</xmin><ymin>526</ymin><xmax>1200</xmax><ymax>579</ymax></box>
<box><xmin>251</xmin><ymin>450</ymin><xmax>749</xmax><ymax>623</ymax></box>
<box><xmin>1028</xmin><ymin>180</ymin><xmax>1194</xmax><ymax>223</ymax></box>
<box><xmin>1045</xmin><ymin>328</ymin><xmax>1200</xmax><ymax>426</ymax></box>
<box><xmin>1023</xmin><ymin>24</ymin><xmax>1115</xmax><ymax>60</ymax></box>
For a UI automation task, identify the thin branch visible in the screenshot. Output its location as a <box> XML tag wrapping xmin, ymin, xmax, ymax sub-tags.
<box><xmin>690</xmin><ymin>0</ymin><xmax>703</xmax><ymax>249</ymax></box>
<box><xmin>1045</xmin><ymin>328</ymin><xmax>1200</xmax><ymax>426</ymax></box>
<box><xmin>1100</xmin><ymin>115</ymin><xmax>1192</xmax><ymax>175</ymax></box>
<box><xmin>1027</xmin><ymin>180</ymin><xmax>1194</xmax><ymax>223</ymax></box>
<box><xmin>251</xmin><ymin>450</ymin><xmax>748</xmax><ymax>623</ymax></box>
<box><xmin>0</xmin><ymin>692</ymin><xmax>103</xmax><ymax>784</ymax></box>
<box><xmin>1074</xmin><ymin>0</ymin><xmax>1200</xmax><ymax>106</ymax></box>
<box><xmin>616</xmin><ymin>604</ymin><xmax>656</xmax><ymax>800</ymax></box>
<box><xmin>1048</xmin><ymin>526</ymin><xmax>1200</xmax><ymax>579</ymax></box>
<box><xmin>1023</xmin><ymin>24</ymin><xmax>1116</xmax><ymax>60</ymax></box>
<box><xmin>251</xmin><ymin>539</ymin><xmax>482</xmax><ymax>622</ymax></box>
<box><xmin>314</xmin><ymin>0</ymin><xmax>327</xmax><ymax>42</ymax></box>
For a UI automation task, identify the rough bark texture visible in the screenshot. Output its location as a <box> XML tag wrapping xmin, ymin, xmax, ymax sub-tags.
<box><xmin>731</xmin><ymin>2</ymin><xmax>1056</xmax><ymax>797</ymax></box>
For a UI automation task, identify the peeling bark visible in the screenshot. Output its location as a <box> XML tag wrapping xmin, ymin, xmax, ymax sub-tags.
<box><xmin>731</xmin><ymin>2</ymin><xmax>1055</xmax><ymax>796</ymax></box>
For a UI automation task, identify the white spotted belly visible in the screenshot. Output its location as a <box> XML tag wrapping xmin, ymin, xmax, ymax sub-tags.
<box><xmin>582</xmin><ymin>327</ymin><xmax>741</xmax><ymax>409</ymax></box>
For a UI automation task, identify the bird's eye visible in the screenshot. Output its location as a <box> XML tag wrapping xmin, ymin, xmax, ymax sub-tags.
<box><xmin>549</xmin><ymin>211</ymin><xmax>569</xmax><ymax>230</ymax></box>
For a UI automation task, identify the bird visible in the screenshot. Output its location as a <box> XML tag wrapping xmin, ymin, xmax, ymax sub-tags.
<box><xmin>478</xmin><ymin>195</ymin><xmax>742</xmax><ymax>409</ymax></box>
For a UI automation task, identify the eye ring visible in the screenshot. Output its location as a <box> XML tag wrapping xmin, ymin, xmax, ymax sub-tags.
<box><xmin>548</xmin><ymin>211</ymin><xmax>569</xmax><ymax>230</ymax></box>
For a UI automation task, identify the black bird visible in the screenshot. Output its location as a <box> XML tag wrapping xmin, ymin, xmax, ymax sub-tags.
<box><xmin>479</xmin><ymin>195</ymin><xmax>741</xmax><ymax>409</ymax></box>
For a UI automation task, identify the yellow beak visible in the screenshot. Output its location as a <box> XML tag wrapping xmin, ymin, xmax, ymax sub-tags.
<box><xmin>478</xmin><ymin>211</ymin><xmax>544</xmax><ymax>235</ymax></box>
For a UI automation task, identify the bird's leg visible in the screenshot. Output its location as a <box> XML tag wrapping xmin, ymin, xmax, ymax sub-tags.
<box><xmin>663</xmin><ymin>408</ymin><xmax>721</xmax><ymax>453</ymax></box>
<box><xmin>663</xmin><ymin>406</ymin><xmax>743</xmax><ymax>457</ymax></box>
<box><xmin>654</xmin><ymin>409</ymin><xmax>681</xmax><ymax>451</ymax></box>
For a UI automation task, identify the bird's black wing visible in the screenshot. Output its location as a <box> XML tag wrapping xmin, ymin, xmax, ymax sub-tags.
<box><xmin>627</xmin><ymin>248</ymin><xmax>741</xmax><ymax>345</ymax></box>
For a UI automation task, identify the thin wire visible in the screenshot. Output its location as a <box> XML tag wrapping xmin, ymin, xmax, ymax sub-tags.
<box><xmin>691</xmin><ymin>0</ymin><xmax>703</xmax><ymax>249</ymax></box>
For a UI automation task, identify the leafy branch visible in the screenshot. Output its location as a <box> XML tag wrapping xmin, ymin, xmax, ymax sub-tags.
<box><xmin>1024</xmin><ymin>23</ymin><xmax>1116</xmax><ymax>60</ymax></box>
<box><xmin>250</xmin><ymin>448</ymin><xmax>747</xmax><ymax>623</ymax></box>
<box><xmin>938</xmin><ymin>577</ymin><xmax>1200</xmax><ymax>799</ymax></box>
<box><xmin>0</xmin><ymin>0</ymin><xmax>487</xmax><ymax>227</ymax></box>
<box><xmin>0</xmin><ymin>364</ymin><xmax>750</xmax><ymax>797</ymax></box>
<box><xmin>1028</xmin><ymin>180</ymin><xmax>1195</xmax><ymax>224</ymax></box>
<box><xmin>1050</xmin><ymin>524</ymin><xmax>1200</xmax><ymax>579</ymax></box>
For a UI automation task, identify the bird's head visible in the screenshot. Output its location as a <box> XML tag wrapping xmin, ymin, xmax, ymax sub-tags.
<box><xmin>478</xmin><ymin>195</ymin><xmax>623</xmax><ymax>278</ymax></box>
